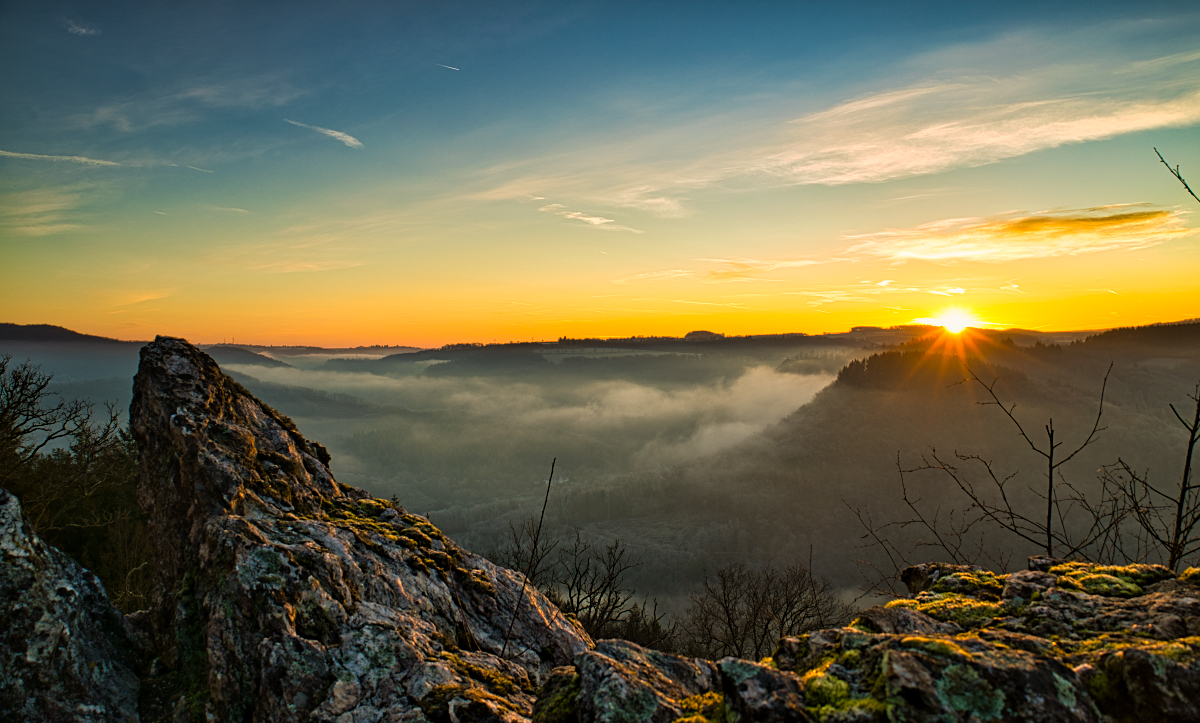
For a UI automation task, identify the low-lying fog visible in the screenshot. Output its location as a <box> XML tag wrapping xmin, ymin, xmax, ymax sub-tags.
<box><xmin>225</xmin><ymin>362</ymin><xmax>834</xmax><ymax>497</ymax></box>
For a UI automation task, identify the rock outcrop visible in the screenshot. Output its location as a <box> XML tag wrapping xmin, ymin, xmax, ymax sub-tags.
<box><xmin>0</xmin><ymin>488</ymin><xmax>141</xmax><ymax>722</ymax></box>
<box><xmin>130</xmin><ymin>337</ymin><xmax>590</xmax><ymax>721</ymax></box>
<box><xmin>532</xmin><ymin>560</ymin><xmax>1200</xmax><ymax>722</ymax></box>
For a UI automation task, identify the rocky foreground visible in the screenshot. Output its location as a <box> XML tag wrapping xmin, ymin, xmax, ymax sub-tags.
<box><xmin>2</xmin><ymin>336</ymin><xmax>1200</xmax><ymax>721</ymax></box>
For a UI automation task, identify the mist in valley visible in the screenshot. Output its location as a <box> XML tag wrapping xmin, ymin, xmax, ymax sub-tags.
<box><xmin>4</xmin><ymin>323</ymin><xmax>1200</xmax><ymax>615</ymax></box>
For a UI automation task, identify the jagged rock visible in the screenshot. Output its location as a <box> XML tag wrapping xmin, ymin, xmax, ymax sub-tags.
<box><xmin>574</xmin><ymin>640</ymin><xmax>719</xmax><ymax>723</ymax></box>
<box><xmin>717</xmin><ymin>657</ymin><xmax>810</xmax><ymax>722</ymax></box>
<box><xmin>130</xmin><ymin>337</ymin><xmax>590</xmax><ymax>722</ymax></box>
<box><xmin>0</xmin><ymin>488</ymin><xmax>141</xmax><ymax>721</ymax></box>
<box><xmin>846</xmin><ymin>605</ymin><xmax>961</xmax><ymax>636</ymax></box>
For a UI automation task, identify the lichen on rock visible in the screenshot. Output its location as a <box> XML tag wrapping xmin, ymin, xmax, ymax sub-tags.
<box><xmin>130</xmin><ymin>337</ymin><xmax>591</xmax><ymax>721</ymax></box>
<box><xmin>0</xmin><ymin>488</ymin><xmax>142</xmax><ymax>722</ymax></box>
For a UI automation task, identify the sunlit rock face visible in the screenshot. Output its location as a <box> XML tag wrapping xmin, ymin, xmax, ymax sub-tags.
<box><xmin>131</xmin><ymin>337</ymin><xmax>591</xmax><ymax>722</ymax></box>
<box><xmin>0</xmin><ymin>488</ymin><xmax>141</xmax><ymax>722</ymax></box>
<box><xmin>537</xmin><ymin>560</ymin><xmax>1200</xmax><ymax>723</ymax></box>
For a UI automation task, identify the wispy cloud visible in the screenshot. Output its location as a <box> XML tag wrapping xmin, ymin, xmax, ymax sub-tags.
<box><xmin>257</xmin><ymin>260</ymin><xmax>364</xmax><ymax>273</ymax></box>
<box><xmin>701</xmin><ymin>257</ymin><xmax>832</xmax><ymax>282</ymax></box>
<box><xmin>0</xmin><ymin>188</ymin><xmax>84</xmax><ymax>236</ymax></box>
<box><xmin>284</xmin><ymin>119</ymin><xmax>363</xmax><ymax>148</ymax></box>
<box><xmin>478</xmin><ymin>29</ymin><xmax>1200</xmax><ymax>215</ymax></box>
<box><xmin>612</xmin><ymin>269</ymin><xmax>694</xmax><ymax>285</ymax></box>
<box><xmin>65</xmin><ymin>20</ymin><xmax>99</xmax><ymax>36</ymax></box>
<box><xmin>80</xmin><ymin>78</ymin><xmax>303</xmax><ymax>133</ymax></box>
<box><xmin>538</xmin><ymin>203</ymin><xmax>642</xmax><ymax>233</ymax></box>
<box><xmin>845</xmin><ymin>205</ymin><xmax>1194</xmax><ymax>263</ymax></box>
<box><xmin>0</xmin><ymin>149</ymin><xmax>120</xmax><ymax>166</ymax></box>
<box><xmin>207</xmin><ymin>205</ymin><xmax>251</xmax><ymax>214</ymax></box>
<box><xmin>186</xmin><ymin>165</ymin><xmax>214</xmax><ymax>173</ymax></box>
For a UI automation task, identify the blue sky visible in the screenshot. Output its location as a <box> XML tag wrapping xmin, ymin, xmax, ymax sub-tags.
<box><xmin>2</xmin><ymin>1</ymin><xmax>1198</xmax><ymax>344</ymax></box>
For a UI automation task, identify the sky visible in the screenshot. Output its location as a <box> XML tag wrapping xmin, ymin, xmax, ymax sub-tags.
<box><xmin>1</xmin><ymin>1</ymin><xmax>1198</xmax><ymax>347</ymax></box>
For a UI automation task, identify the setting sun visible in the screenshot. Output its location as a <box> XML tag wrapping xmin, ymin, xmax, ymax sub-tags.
<box><xmin>917</xmin><ymin>308</ymin><xmax>980</xmax><ymax>333</ymax></box>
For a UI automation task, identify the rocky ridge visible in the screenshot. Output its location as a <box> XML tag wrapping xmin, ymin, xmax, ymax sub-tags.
<box><xmin>129</xmin><ymin>337</ymin><xmax>591</xmax><ymax>721</ymax></box>
<box><xmin>536</xmin><ymin>561</ymin><xmax>1200</xmax><ymax>722</ymax></box>
<box><xmin>3</xmin><ymin>336</ymin><xmax>1200</xmax><ymax>722</ymax></box>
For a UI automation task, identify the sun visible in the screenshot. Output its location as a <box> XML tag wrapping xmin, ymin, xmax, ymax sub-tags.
<box><xmin>917</xmin><ymin>308</ymin><xmax>980</xmax><ymax>334</ymax></box>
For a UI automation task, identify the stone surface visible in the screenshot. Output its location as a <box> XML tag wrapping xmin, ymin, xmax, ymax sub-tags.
<box><xmin>574</xmin><ymin>639</ymin><xmax>719</xmax><ymax>723</ymax></box>
<box><xmin>0</xmin><ymin>487</ymin><xmax>141</xmax><ymax>722</ymax></box>
<box><xmin>130</xmin><ymin>337</ymin><xmax>591</xmax><ymax>722</ymax></box>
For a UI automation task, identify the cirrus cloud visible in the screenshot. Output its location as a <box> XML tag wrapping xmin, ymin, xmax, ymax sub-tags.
<box><xmin>538</xmin><ymin>203</ymin><xmax>643</xmax><ymax>233</ymax></box>
<box><xmin>284</xmin><ymin>119</ymin><xmax>363</xmax><ymax>148</ymax></box>
<box><xmin>844</xmin><ymin>205</ymin><xmax>1195</xmax><ymax>263</ymax></box>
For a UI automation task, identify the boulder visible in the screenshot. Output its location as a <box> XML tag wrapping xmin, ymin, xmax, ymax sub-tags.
<box><xmin>130</xmin><ymin>337</ymin><xmax>591</xmax><ymax>722</ymax></box>
<box><xmin>0</xmin><ymin>488</ymin><xmax>141</xmax><ymax>721</ymax></box>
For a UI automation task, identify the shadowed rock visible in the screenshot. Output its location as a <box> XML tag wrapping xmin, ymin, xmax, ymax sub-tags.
<box><xmin>0</xmin><ymin>488</ymin><xmax>141</xmax><ymax>722</ymax></box>
<box><xmin>130</xmin><ymin>337</ymin><xmax>590</xmax><ymax>721</ymax></box>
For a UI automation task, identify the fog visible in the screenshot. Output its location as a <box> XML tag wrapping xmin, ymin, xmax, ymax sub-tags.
<box><xmin>7</xmin><ymin>324</ymin><xmax>1200</xmax><ymax>611</ymax></box>
<box><xmin>224</xmin><ymin>362</ymin><xmax>834</xmax><ymax>496</ymax></box>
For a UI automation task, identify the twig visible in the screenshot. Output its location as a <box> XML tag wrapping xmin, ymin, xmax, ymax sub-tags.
<box><xmin>500</xmin><ymin>458</ymin><xmax>555</xmax><ymax>658</ymax></box>
<box><xmin>1155</xmin><ymin>148</ymin><xmax>1200</xmax><ymax>205</ymax></box>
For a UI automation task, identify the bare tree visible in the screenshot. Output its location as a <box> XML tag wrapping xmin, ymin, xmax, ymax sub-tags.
<box><xmin>1</xmin><ymin>355</ymin><xmax>133</xmax><ymax>535</ymax></box>
<box><xmin>679</xmin><ymin>562</ymin><xmax>854</xmax><ymax>660</ymax></box>
<box><xmin>962</xmin><ymin>363</ymin><xmax>1111</xmax><ymax>557</ymax></box>
<box><xmin>491</xmin><ymin>520</ymin><xmax>678</xmax><ymax>645</ymax></box>
<box><xmin>1104</xmin><ymin>384</ymin><xmax>1200</xmax><ymax>571</ymax></box>
<box><xmin>1</xmin><ymin>355</ymin><xmax>102</xmax><ymax>484</ymax></box>
<box><xmin>545</xmin><ymin>531</ymin><xmax>639</xmax><ymax>638</ymax></box>
<box><xmin>1</xmin><ymin>355</ymin><xmax>149</xmax><ymax>612</ymax></box>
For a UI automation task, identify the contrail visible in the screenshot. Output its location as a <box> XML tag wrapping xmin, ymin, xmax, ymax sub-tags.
<box><xmin>436</xmin><ymin>63</ymin><xmax>460</xmax><ymax>71</ymax></box>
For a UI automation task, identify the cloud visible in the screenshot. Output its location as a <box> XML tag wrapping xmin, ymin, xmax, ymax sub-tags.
<box><xmin>256</xmin><ymin>260</ymin><xmax>365</xmax><ymax>273</ymax></box>
<box><xmin>844</xmin><ymin>205</ymin><xmax>1195</xmax><ymax>263</ymax></box>
<box><xmin>538</xmin><ymin>203</ymin><xmax>642</xmax><ymax>233</ymax></box>
<box><xmin>186</xmin><ymin>165</ymin><xmax>214</xmax><ymax>173</ymax></box>
<box><xmin>477</xmin><ymin>29</ymin><xmax>1200</xmax><ymax>215</ymax></box>
<box><xmin>284</xmin><ymin>119</ymin><xmax>364</xmax><ymax>148</ymax></box>
<box><xmin>207</xmin><ymin>206</ymin><xmax>251</xmax><ymax>214</ymax></box>
<box><xmin>0</xmin><ymin>149</ymin><xmax>120</xmax><ymax>166</ymax></box>
<box><xmin>701</xmin><ymin>257</ymin><xmax>830</xmax><ymax>282</ymax></box>
<box><xmin>65</xmin><ymin>20</ymin><xmax>99</xmax><ymax>36</ymax></box>
<box><xmin>612</xmin><ymin>269</ymin><xmax>694</xmax><ymax>285</ymax></box>
<box><xmin>0</xmin><ymin>188</ymin><xmax>84</xmax><ymax>236</ymax></box>
<box><xmin>80</xmin><ymin>78</ymin><xmax>303</xmax><ymax>133</ymax></box>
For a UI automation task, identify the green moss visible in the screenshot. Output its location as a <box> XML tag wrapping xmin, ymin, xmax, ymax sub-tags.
<box><xmin>1180</xmin><ymin>567</ymin><xmax>1200</xmax><ymax>584</ymax></box>
<box><xmin>1056</xmin><ymin>572</ymin><xmax>1142</xmax><ymax>598</ymax></box>
<box><xmin>440</xmin><ymin>651</ymin><xmax>520</xmax><ymax>695</ymax></box>
<box><xmin>420</xmin><ymin>684</ymin><xmax>518</xmax><ymax>722</ymax></box>
<box><xmin>1049</xmin><ymin>562</ymin><xmax>1173</xmax><ymax>597</ymax></box>
<box><xmin>810</xmin><ymin>698</ymin><xmax>889</xmax><ymax>722</ymax></box>
<box><xmin>886</xmin><ymin>593</ymin><xmax>1009</xmax><ymax>628</ymax></box>
<box><xmin>898</xmin><ymin>636</ymin><xmax>968</xmax><ymax>658</ymax></box>
<box><xmin>678</xmin><ymin>691</ymin><xmax>727</xmax><ymax>723</ymax></box>
<box><xmin>805</xmin><ymin>672</ymin><xmax>851</xmax><ymax>708</ymax></box>
<box><xmin>1082</xmin><ymin>667</ymin><xmax>1117</xmax><ymax>709</ymax></box>
<box><xmin>931</xmin><ymin>570</ymin><xmax>1005</xmax><ymax>599</ymax></box>
<box><xmin>532</xmin><ymin>673</ymin><xmax>580</xmax><ymax>723</ymax></box>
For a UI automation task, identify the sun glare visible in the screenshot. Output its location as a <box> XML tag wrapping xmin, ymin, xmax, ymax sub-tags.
<box><xmin>918</xmin><ymin>308</ymin><xmax>979</xmax><ymax>333</ymax></box>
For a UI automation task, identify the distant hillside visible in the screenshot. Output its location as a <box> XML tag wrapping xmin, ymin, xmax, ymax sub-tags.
<box><xmin>199</xmin><ymin>346</ymin><xmax>293</xmax><ymax>369</ymax></box>
<box><xmin>0</xmin><ymin>323</ymin><xmax>144</xmax><ymax>345</ymax></box>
